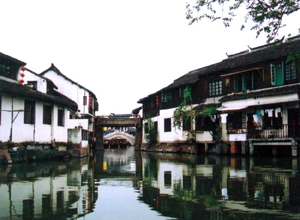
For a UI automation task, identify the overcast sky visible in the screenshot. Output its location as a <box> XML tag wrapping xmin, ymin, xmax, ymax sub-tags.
<box><xmin>0</xmin><ymin>1</ymin><xmax>299</xmax><ymax>115</ymax></box>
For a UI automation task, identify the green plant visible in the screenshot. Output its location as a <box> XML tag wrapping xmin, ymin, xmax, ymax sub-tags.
<box><xmin>145</xmin><ymin>119</ymin><xmax>158</xmax><ymax>146</ymax></box>
<box><xmin>173</xmin><ymin>86</ymin><xmax>196</xmax><ymax>141</ymax></box>
<box><xmin>173</xmin><ymin>86</ymin><xmax>220</xmax><ymax>142</ymax></box>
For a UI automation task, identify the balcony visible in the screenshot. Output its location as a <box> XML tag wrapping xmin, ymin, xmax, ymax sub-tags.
<box><xmin>247</xmin><ymin>124</ymin><xmax>294</xmax><ymax>139</ymax></box>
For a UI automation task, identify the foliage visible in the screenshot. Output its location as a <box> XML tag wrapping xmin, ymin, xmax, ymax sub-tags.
<box><xmin>173</xmin><ymin>86</ymin><xmax>194</xmax><ymax>131</ymax></box>
<box><xmin>145</xmin><ymin>119</ymin><xmax>158</xmax><ymax>146</ymax></box>
<box><xmin>173</xmin><ymin>85</ymin><xmax>219</xmax><ymax>141</ymax></box>
<box><xmin>286</xmin><ymin>51</ymin><xmax>300</xmax><ymax>64</ymax></box>
<box><xmin>186</xmin><ymin>0</ymin><xmax>300</xmax><ymax>42</ymax></box>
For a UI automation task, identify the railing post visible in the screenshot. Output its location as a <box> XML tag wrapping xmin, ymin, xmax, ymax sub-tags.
<box><xmin>249</xmin><ymin>141</ymin><xmax>254</xmax><ymax>156</ymax></box>
<box><xmin>292</xmin><ymin>139</ymin><xmax>298</xmax><ymax>157</ymax></box>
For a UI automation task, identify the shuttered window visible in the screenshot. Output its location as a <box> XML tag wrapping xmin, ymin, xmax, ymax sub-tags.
<box><xmin>285</xmin><ymin>62</ymin><xmax>297</xmax><ymax>81</ymax></box>
<box><xmin>270</xmin><ymin>63</ymin><xmax>284</xmax><ymax>86</ymax></box>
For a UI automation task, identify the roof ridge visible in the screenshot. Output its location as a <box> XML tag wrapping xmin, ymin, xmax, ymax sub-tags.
<box><xmin>40</xmin><ymin>63</ymin><xmax>96</xmax><ymax>97</ymax></box>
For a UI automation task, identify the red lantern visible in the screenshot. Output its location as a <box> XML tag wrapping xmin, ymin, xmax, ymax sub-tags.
<box><xmin>18</xmin><ymin>66</ymin><xmax>26</xmax><ymax>85</ymax></box>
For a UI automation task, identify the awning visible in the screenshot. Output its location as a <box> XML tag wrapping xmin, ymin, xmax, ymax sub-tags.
<box><xmin>216</xmin><ymin>105</ymin><xmax>248</xmax><ymax>113</ymax></box>
<box><xmin>220</xmin><ymin>67</ymin><xmax>263</xmax><ymax>77</ymax></box>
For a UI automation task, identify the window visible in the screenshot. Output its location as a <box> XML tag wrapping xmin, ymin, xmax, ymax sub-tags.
<box><xmin>227</xmin><ymin>113</ymin><xmax>243</xmax><ymax>130</ymax></box>
<box><xmin>83</xmin><ymin>95</ymin><xmax>87</xmax><ymax>106</ymax></box>
<box><xmin>57</xmin><ymin>108</ymin><xmax>64</xmax><ymax>126</ymax></box>
<box><xmin>27</xmin><ymin>81</ymin><xmax>37</xmax><ymax>90</ymax></box>
<box><xmin>24</xmin><ymin>100</ymin><xmax>35</xmax><ymax>124</ymax></box>
<box><xmin>164</xmin><ymin>118</ymin><xmax>171</xmax><ymax>132</ymax></box>
<box><xmin>43</xmin><ymin>105</ymin><xmax>52</xmax><ymax>125</ymax></box>
<box><xmin>209</xmin><ymin>81</ymin><xmax>222</xmax><ymax>96</ymax></box>
<box><xmin>82</xmin><ymin>130</ymin><xmax>89</xmax><ymax>140</ymax></box>
<box><xmin>183</xmin><ymin>116</ymin><xmax>191</xmax><ymax>131</ymax></box>
<box><xmin>179</xmin><ymin>86</ymin><xmax>191</xmax><ymax>99</ymax></box>
<box><xmin>162</xmin><ymin>90</ymin><xmax>172</xmax><ymax>102</ymax></box>
<box><xmin>196</xmin><ymin>115</ymin><xmax>214</xmax><ymax>131</ymax></box>
<box><xmin>270</xmin><ymin>63</ymin><xmax>284</xmax><ymax>86</ymax></box>
<box><xmin>154</xmin><ymin>121</ymin><xmax>158</xmax><ymax>133</ymax></box>
<box><xmin>144</xmin><ymin>122</ymin><xmax>149</xmax><ymax>134</ymax></box>
<box><xmin>285</xmin><ymin>62</ymin><xmax>297</xmax><ymax>81</ymax></box>
<box><xmin>164</xmin><ymin>171</ymin><xmax>172</xmax><ymax>187</ymax></box>
<box><xmin>232</xmin><ymin>72</ymin><xmax>257</xmax><ymax>92</ymax></box>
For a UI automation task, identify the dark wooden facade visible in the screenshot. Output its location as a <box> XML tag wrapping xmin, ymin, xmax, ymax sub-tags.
<box><xmin>138</xmin><ymin>36</ymin><xmax>300</xmax><ymax>156</ymax></box>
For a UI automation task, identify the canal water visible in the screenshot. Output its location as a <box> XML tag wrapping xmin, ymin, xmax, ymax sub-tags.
<box><xmin>1</xmin><ymin>147</ymin><xmax>300</xmax><ymax>220</ymax></box>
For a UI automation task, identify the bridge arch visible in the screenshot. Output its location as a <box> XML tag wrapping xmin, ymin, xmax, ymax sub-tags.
<box><xmin>95</xmin><ymin>117</ymin><xmax>143</xmax><ymax>151</ymax></box>
<box><xmin>104</xmin><ymin>131</ymin><xmax>136</xmax><ymax>146</ymax></box>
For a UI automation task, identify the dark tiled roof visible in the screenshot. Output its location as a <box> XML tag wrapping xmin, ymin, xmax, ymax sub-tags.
<box><xmin>132</xmin><ymin>106</ymin><xmax>142</xmax><ymax>115</ymax></box>
<box><xmin>108</xmin><ymin>113</ymin><xmax>132</xmax><ymax>118</ymax></box>
<box><xmin>40</xmin><ymin>63</ymin><xmax>97</xmax><ymax>98</ymax></box>
<box><xmin>191</xmin><ymin>36</ymin><xmax>300</xmax><ymax>77</ymax></box>
<box><xmin>138</xmin><ymin>35</ymin><xmax>300</xmax><ymax>103</ymax></box>
<box><xmin>220</xmin><ymin>83</ymin><xmax>300</xmax><ymax>102</ymax></box>
<box><xmin>0</xmin><ymin>52</ymin><xmax>26</xmax><ymax>66</ymax></box>
<box><xmin>0</xmin><ymin>79</ymin><xmax>78</xmax><ymax>111</ymax></box>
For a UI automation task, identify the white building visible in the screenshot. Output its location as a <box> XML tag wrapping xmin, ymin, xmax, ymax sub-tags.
<box><xmin>40</xmin><ymin>64</ymin><xmax>98</xmax><ymax>147</ymax></box>
<box><xmin>0</xmin><ymin>52</ymin><xmax>98</xmax><ymax>161</ymax></box>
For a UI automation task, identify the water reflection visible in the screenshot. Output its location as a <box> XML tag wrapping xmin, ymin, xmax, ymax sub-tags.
<box><xmin>1</xmin><ymin>148</ymin><xmax>300</xmax><ymax>220</ymax></box>
<box><xmin>0</xmin><ymin>158</ymin><xmax>97</xmax><ymax>220</ymax></box>
<box><xmin>140</xmin><ymin>154</ymin><xmax>300</xmax><ymax>220</ymax></box>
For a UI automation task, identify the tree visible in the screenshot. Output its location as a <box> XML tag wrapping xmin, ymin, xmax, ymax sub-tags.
<box><xmin>186</xmin><ymin>0</ymin><xmax>300</xmax><ymax>42</ymax></box>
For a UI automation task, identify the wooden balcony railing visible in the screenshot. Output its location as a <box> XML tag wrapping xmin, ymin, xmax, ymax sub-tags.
<box><xmin>247</xmin><ymin>124</ymin><xmax>292</xmax><ymax>139</ymax></box>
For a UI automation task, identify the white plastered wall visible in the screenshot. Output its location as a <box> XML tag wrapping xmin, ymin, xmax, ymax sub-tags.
<box><xmin>22</xmin><ymin>70</ymin><xmax>47</xmax><ymax>93</ymax></box>
<box><xmin>0</xmin><ymin>94</ymin><xmax>69</xmax><ymax>143</ymax></box>
<box><xmin>42</xmin><ymin>70</ymin><xmax>91</xmax><ymax>115</ymax></box>
<box><xmin>143</xmin><ymin>107</ymin><xmax>189</xmax><ymax>144</ymax></box>
<box><xmin>0</xmin><ymin>94</ymin><xmax>12</xmax><ymax>142</ymax></box>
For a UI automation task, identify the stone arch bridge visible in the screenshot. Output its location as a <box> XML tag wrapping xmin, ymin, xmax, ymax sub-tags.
<box><xmin>104</xmin><ymin>131</ymin><xmax>136</xmax><ymax>146</ymax></box>
<box><xmin>95</xmin><ymin>117</ymin><xmax>143</xmax><ymax>151</ymax></box>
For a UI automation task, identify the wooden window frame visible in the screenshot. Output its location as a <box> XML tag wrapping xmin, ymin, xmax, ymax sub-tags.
<box><xmin>144</xmin><ymin>122</ymin><xmax>149</xmax><ymax>134</ymax></box>
<box><xmin>24</xmin><ymin>100</ymin><xmax>35</xmax><ymax>124</ymax></box>
<box><xmin>270</xmin><ymin>62</ymin><xmax>284</xmax><ymax>86</ymax></box>
<box><xmin>285</xmin><ymin>62</ymin><xmax>297</xmax><ymax>81</ymax></box>
<box><xmin>57</xmin><ymin>108</ymin><xmax>65</xmax><ymax>127</ymax></box>
<box><xmin>209</xmin><ymin>81</ymin><xmax>222</xmax><ymax>97</ymax></box>
<box><xmin>164</xmin><ymin>118</ymin><xmax>171</xmax><ymax>132</ymax></box>
<box><xmin>27</xmin><ymin>81</ymin><xmax>37</xmax><ymax>90</ymax></box>
<box><xmin>82</xmin><ymin>129</ymin><xmax>89</xmax><ymax>141</ymax></box>
<box><xmin>43</xmin><ymin>105</ymin><xmax>52</xmax><ymax>125</ymax></box>
<box><xmin>161</xmin><ymin>90</ymin><xmax>172</xmax><ymax>102</ymax></box>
